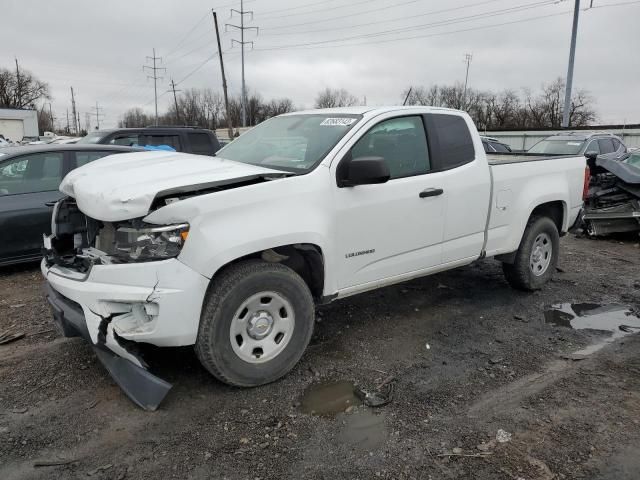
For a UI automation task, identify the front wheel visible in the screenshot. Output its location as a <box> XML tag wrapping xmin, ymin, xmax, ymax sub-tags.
<box><xmin>502</xmin><ymin>216</ymin><xmax>559</xmax><ymax>291</ymax></box>
<box><xmin>195</xmin><ymin>260</ymin><xmax>315</xmax><ymax>387</ymax></box>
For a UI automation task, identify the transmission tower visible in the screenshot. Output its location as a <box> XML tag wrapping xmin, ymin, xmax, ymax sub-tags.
<box><xmin>91</xmin><ymin>102</ymin><xmax>105</xmax><ymax>130</ymax></box>
<box><xmin>143</xmin><ymin>48</ymin><xmax>166</xmax><ymax>125</ymax></box>
<box><xmin>226</xmin><ymin>0</ymin><xmax>258</xmax><ymax>127</ymax></box>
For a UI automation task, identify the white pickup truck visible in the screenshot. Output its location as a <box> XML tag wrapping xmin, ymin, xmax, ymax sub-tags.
<box><xmin>42</xmin><ymin>106</ymin><xmax>588</xmax><ymax>409</ymax></box>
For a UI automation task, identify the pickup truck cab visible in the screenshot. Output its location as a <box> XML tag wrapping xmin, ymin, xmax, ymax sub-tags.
<box><xmin>42</xmin><ymin>106</ymin><xmax>588</xmax><ymax>409</ymax></box>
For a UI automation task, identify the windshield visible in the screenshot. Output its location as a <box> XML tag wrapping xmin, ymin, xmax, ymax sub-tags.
<box><xmin>528</xmin><ymin>139</ymin><xmax>585</xmax><ymax>155</ymax></box>
<box><xmin>77</xmin><ymin>131</ymin><xmax>108</xmax><ymax>144</ymax></box>
<box><xmin>216</xmin><ymin>114</ymin><xmax>361</xmax><ymax>173</ymax></box>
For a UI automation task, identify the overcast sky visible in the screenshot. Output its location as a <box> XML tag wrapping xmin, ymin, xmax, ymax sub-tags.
<box><xmin>2</xmin><ymin>0</ymin><xmax>639</xmax><ymax>129</ymax></box>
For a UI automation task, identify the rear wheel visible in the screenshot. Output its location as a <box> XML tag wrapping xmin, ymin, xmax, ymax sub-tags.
<box><xmin>195</xmin><ymin>260</ymin><xmax>315</xmax><ymax>387</ymax></box>
<box><xmin>502</xmin><ymin>216</ymin><xmax>559</xmax><ymax>291</ymax></box>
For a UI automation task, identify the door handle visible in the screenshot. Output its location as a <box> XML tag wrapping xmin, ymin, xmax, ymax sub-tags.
<box><xmin>45</xmin><ymin>201</ymin><xmax>57</xmax><ymax>207</ymax></box>
<box><xmin>419</xmin><ymin>188</ymin><xmax>444</xmax><ymax>198</ymax></box>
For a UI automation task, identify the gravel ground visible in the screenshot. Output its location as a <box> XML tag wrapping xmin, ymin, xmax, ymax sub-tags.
<box><xmin>1</xmin><ymin>234</ymin><xmax>639</xmax><ymax>480</ymax></box>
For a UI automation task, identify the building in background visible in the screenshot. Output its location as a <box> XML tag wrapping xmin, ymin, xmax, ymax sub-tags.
<box><xmin>0</xmin><ymin>108</ymin><xmax>38</xmax><ymax>142</ymax></box>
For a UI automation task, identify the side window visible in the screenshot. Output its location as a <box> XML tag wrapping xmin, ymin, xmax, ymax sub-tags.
<box><xmin>143</xmin><ymin>134</ymin><xmax>181</xmax><ymax>150</ymax></box>
<box><xmin>74</xmin><ymin>151</ymin><xmax>116</xmax><ymax>168</ymax></box>
<box><xmin>187</xmin><ymin>133</ymin><xmax>214</xmax><ymax>155</ymax></box>
<box><xmin>490</xmin><ymin>141</ymin><xmax>510</xmax><ymax>153</ymax></box>
<box><xmin>349</xmin><ymin>116</ymin><xmax>430</xmax><ymax>179</ymax></box>
<box><xmin>425</xmin><ymin>114</ymin><xmax>475</xmax><ymax>170</ymax></box>
<box><xmin>598</xmin><ymin>138</ymin><xmax>615</xmax><ymax>154</ymax></box>
<box><xmin>585</xmin><ymin>140</ymin><xmax>600</xmax><ymax>154</ymax></box>
<box><xmin>0</xmin><ymin>152</ymin><xmax>63</xmax><ymax>195</ymax></box>
<box><xmin>109</xmin><ymin>134</ymin><xmax>140</xmax><ymax>146</ymax></box>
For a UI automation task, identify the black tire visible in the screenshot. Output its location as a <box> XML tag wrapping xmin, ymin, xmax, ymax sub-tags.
<box><xmin>502</xmin><ymin>216</ymin><xmax>559</xmax><ymax>291</ymax></box>
<box><xmin>195</xmin><ymin>260</ymin><xmax>314</xmax><ymax>387</ymax></box>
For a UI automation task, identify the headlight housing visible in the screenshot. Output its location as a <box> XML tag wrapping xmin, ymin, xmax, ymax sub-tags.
<box><xmin>113</xmin><ymin>223</ymin><xmax>189</xmax><ymax>262</ymax></box>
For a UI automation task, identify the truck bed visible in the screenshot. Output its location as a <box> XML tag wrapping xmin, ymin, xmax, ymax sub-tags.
<box><xmin>487</xmin><ymin>152</ymin><xmax>577</xmax><ymax>165</ymax></box>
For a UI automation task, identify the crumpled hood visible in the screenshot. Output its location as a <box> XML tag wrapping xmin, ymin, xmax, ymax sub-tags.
<box><xmin>60</xmin><ymin>151</ymin><xmax>286</xmax><ymax>221</ymax></box>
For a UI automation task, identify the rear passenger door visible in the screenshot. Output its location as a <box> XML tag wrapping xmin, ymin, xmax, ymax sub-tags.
<box><xmin>0</xmin><ymin>151</ymin><xmax>67</xmax><ymax>262</ymax></box>
<box><xmin>423</xmin><ymin>113</ymin><xmax>492</xmax><ymax>263</ymax></box>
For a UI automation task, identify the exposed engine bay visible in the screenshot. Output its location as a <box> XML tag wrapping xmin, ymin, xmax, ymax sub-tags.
<box><xmin>44</xmin><ymin>197</ymin><xmax>189</xmax><ymax>271</ymax></box>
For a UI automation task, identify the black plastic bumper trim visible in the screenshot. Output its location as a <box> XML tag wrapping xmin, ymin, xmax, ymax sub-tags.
<box><xmin>43</xmin><ymin>282</ymin><xmax>172</xmax><ymax>411</ymax></box>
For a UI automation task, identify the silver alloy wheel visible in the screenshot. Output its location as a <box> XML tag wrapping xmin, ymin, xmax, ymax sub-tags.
<box><xmin>529</xmin><ymin>232</ymin><xmax>552</xmax><ymax>276</ymax></box>
<box><xmin>229</xmin><ymin>291</ymin><xmax>295</xmax><ymax>364</ymax></box>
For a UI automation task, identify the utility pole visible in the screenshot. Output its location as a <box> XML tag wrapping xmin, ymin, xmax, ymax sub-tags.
<box><xmin>66</xmin><ymin>109</ymin><xmax>70</xmax><ymax>134</ymax></box>
<box><xmin>462</xmin><ymin>53</ymin><xmax>473</xmax><ymax>109</ymax></box>
<box><xmin>227</xmin><ymin>0</ymin><xmax>257</xmax><ymax>127</ymax></box>
<box><xmin>143</xmin><ymin>48</ymin><xmax>166</xmax><ymax>126</ymax></box>
<box><xmin>14</xmin><ymin>58</ymin><xmax>21</xmax><ymax>106</ymax></box>
<box><xmin>77</xmin><ymin>111</ymin><xmax>82</xmax><ymax>134</ymax></box>
<box><xmin>562</xmin><ymin>0</ymin><xmax>581</xmax><ymax>128</ymax></box>
<box><xmin>168</xmin><ymin>79</ymin><xmax>182</xmax><ymax>125</ymax></box>
<box><xmin>48</xmin><ymin>103</ymin><xmax>54</xmax><ymax>130</ymax></box>
<box><xmin>70</xmin><ymin>87</ymin><xmax>78</xmax><ymax>135</ymax></box>
<box><xmin>91</xmin><ymin>101</ymin><xmax>104</xmax><ymax>129</ymax></box>
<box><xmin>213</xmin><ymin>10</ymin><xmax>234</xmax><ymax>139</ymax></box>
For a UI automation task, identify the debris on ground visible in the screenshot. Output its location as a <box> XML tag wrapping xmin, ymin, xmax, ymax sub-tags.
<box><xmin>0</xmin><ymin>330</ymin><xmax>25</xmax><ymax>345</ymax></box>
<box><xmin>34</xmin><ymin>458</ymin><xmax>79</xmax><ymax>467</ymax></box>
<box><xmin>87</xmin><ymin>464</ymin><xmax>113</xmax><ymax>476</ymax></box>
<box><xmin>496</xmin><ymin>429</ymin><xmax>512</xmax><ymax>443</ymax></box>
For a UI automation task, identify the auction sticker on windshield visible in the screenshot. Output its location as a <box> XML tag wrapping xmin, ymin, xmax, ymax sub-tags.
<box><xmin>320</xmin><ymin>118</ymin><xmax>357</xmax><ymax>126</ymax></box>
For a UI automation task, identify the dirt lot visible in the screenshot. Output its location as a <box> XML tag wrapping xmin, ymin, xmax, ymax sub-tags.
<box><xmin>1</xmin><ymin>234</ymin><xmax>640</xmax><ymax>480</ymax></box>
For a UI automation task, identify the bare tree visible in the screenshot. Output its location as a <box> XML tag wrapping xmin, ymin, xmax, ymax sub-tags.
<box><xmin>119</xmin><ymin>108</ymin><xmax>153</xmax><ymax>128</ymax></box>
<box><xmin>400</xmin><ymin>78</ymin><xmax>597</xmax><ymax>129</ymax></box>
<box><xmin>0</xmin><ymin>64</ymin><xmax>50</xmax><ymax>109</ymax></box>
<box><xmin>314</xmin><ymin>88</ymin><xmax>359</xmax><ymax>108</ymax></box>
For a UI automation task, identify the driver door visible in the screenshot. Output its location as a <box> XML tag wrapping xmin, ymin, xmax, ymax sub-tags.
<box><xmin>332</xmin><ymin>115</ymin><xmax>446</xmax><ymax>291</ymax></box>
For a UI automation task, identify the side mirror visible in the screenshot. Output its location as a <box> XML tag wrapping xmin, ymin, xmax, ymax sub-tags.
<box><xmin>584</xmin><ymin>151</ymin><xmax>599</xmax><ymax>161</ymax></box>
<box><xmin>337</xmin><ymin>155</ymin><xmax>390</xmax><ymax>187</ymax></box>
<box><xmin>585</xmin><ymin>150</ymin><xmax>599</xmax><ymax>171</ymax></box>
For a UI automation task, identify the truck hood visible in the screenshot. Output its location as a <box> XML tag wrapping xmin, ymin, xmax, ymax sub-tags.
<box><xmin>60</xmin><ymin>151</ymin><xmax>289</xmax><ymax>221</ymax></box>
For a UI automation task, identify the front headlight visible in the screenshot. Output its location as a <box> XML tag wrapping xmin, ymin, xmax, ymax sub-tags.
<box><xmin>113</xmin><ymin>223</ymin><xmax>189</xmax><ymax>262</ymax></box>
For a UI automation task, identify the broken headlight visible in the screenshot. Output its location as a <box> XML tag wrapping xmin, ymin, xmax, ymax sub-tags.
<box><xmin>113</xmin><ymin>223</ymin><xmax>189</xmax><ymax>262</ymax></box>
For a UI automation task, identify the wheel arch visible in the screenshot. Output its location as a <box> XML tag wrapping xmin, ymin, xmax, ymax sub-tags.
<box><xmin>207</xmin><ymin>243</ymin><xmax>326</xmax><ymax>303</ymax></box>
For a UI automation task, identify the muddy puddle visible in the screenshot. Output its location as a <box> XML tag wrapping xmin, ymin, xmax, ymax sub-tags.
<box><xmin>545</xmin><ymin>303</ymin><xmax>640</xmax><ymax>356</ymax></box>
<box><xmin>300</xmin><ymin>380</ymin><xmax>388</xmax><ymax>449</ymax></box>
<box><xmin>300</xmin><ymin>380</ymin><xmax>362</xmax><ymax>415</ymax></box>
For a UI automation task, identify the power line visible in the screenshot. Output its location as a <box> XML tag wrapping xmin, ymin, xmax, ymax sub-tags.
<box><xmin>260</xmin><ymin>0</ymin><xmax>505</xmax><ymax>36</ymax></box>
<box><xmin>255</xmin><ymin>0</ymin><xmax>558</xmax><ymax>50</ymax></box>
<box><xmin>256</xmin><ymin>0</ymin><xmax>346</xmax><ymax>17</ymax></box>
<box><xmin>175</xmin><ymin>54</ymin><xmax>217</xmax><ymax>85</ymax></box>
<box><xmin>258</xmin><ymin>0</ymin><xmax>423</xmax><ymax>30</ymax></box>
<box><xmin>143</xmin><ymin>48</ymin><xmax>166</xmax><ymax>125</ymax></box>
<box><xmin>226</xmin><ymin>0</ymin><xmax>258</xmax><ymax>127</ymax></box>
<box><xmin>258</xmin><ymin>0</ymin><xmax>375</xmax><ymax>20</ymax></box>
<box><xmin>252</xmin><ymin>9</ymin><xmax>575</xmax><ymax>52</ymax></box>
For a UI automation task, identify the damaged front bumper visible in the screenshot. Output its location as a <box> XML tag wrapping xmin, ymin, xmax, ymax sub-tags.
<box><xmin>41</xmin><ymin>257</ymin><xmax>210</xmax><ymax>410</ymax></box>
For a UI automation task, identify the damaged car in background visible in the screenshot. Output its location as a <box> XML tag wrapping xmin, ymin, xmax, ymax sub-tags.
<box><xmin>581</xmin><ymin>151</ymin><xmax>640</xmax><ymax>237</ymax></box>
